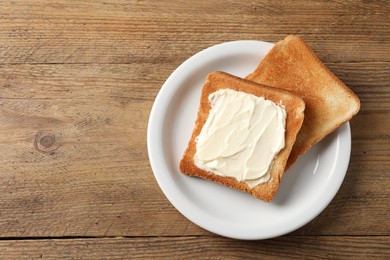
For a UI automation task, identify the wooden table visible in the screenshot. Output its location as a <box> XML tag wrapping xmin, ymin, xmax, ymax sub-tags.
<box><xmin>0</xmin><ymin>1</ymin><xmax>389</xmax><ymax>258</ymax></box>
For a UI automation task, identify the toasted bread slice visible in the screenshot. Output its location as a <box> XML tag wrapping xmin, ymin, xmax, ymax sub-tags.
<box><xmin>246</xmin><ymin>35</ymin><xmax>360</xmax><ymax>170</ymax></box>
<box><xmin>180</xmin><ymin>71</ymin><xmax>305</xmax><ymax>202</ymax></box>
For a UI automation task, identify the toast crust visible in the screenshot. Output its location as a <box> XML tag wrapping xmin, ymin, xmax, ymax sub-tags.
<box><xmin>180</xmin><ymin>71</ymin><xmax>305</xmax><ymax>202</ymax></box>
<box><xmin>246</xmin><ymin>35</ymin><xmax>360</xmax><ymax>169</ymax></box>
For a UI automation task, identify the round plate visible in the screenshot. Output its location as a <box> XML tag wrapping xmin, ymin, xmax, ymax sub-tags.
<box><xmin>147</xmin><ymin>41</ymin><xmax>351</xmax><ymax>240</ymax></box>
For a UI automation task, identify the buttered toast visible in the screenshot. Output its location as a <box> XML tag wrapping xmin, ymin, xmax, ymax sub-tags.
<box><xmin>180</xmin><ymin>71</ymin><xmax>305</xmax><ymax>202</ymax></box>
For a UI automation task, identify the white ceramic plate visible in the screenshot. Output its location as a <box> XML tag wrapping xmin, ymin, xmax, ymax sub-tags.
<box><xmin>147</xmin><ymin>41</ymin><xmax>351</xmax><ymax>240</ymax></box>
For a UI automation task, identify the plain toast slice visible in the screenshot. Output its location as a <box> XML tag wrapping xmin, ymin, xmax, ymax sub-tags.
<box><xmin>246</xmin><ymin>35</ymin><xmax>360</xmax><ymax>170</ymax></box>
<box><xmin>180</xmin><ymin>71</ymin><xmax>305</xmax><ymax>202</ymax></box>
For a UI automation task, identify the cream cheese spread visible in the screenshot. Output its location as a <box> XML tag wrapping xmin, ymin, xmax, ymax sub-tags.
<box><xmin>194</xmin><ymin>89</ymin><xmax>287</xmax><ymax>188</ymax></box>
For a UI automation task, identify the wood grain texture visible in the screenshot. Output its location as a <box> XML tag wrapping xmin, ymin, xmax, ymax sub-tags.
<box><xmin>0</xmin><ymin>236</ymin><xmax>389</xmax><ymax>259</ymax></box>
<box><xmin>0</xmin><ymin>63</ymin><xmax>387</xmax><ymax>237</ymax></box>
<box><xmin>0</xmin><ymin>0</ymin><xmax>388</xmax><ymax>257</ymax></box>
<box><xmin>0</xmin><ymin>1</ymin><xmax>389</xmax><ymax>64</ymax></box>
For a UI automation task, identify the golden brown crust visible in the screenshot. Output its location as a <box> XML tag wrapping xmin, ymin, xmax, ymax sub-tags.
<box><xmin>180</xmin><ymin>71</ymin><xmax>305</xmax><ymax>202</ymax></box>
<box><xmin>246</xmin><ymin>35</ymin><xmax>360</xmax><ymax>170</ymax></box>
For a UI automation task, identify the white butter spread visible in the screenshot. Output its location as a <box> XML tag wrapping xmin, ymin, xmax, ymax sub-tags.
<box><xmin>194</xmin><ymin>89</ymin><xmax>286</xmax><ymax>188</ymax></box>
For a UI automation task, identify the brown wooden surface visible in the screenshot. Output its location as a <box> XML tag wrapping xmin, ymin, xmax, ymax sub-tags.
<box><xmin>1</xmin><ymin>236</ymin><xmax>389</xmax><ymax>259</ymax></box>
<box><xmin>0</xmin><ymin>0</ymin><xmax>389</xmax><ymax>258</ymax></box>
